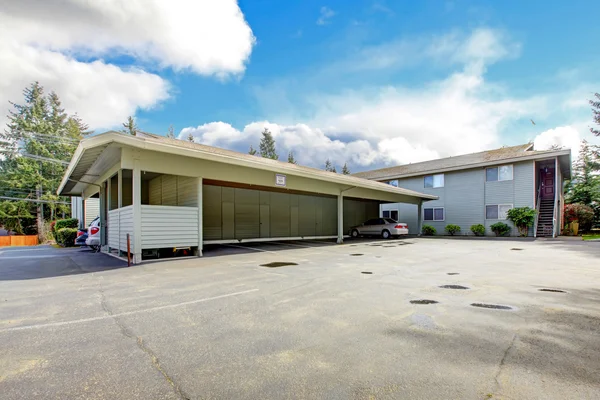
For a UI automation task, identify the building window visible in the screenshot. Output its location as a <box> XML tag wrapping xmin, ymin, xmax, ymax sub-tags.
<box><xmin>424</xmin><ymin>174</ymin><xmax>444</xmax><ymax>188</ymax></box>
<box><xmin>486</xmin><ymin>204</ymin><xmax>513</xmax><ymax>220</ymax></box>
<box><xmin>486</xmin><ymin>165</ymin><xmax>513</xmax><ymax>182</ymax></box>
<box><xmin>382</xmin><ymin>210</ymin><xmax>399</xmax><ymax>221</ymax></box>
<box><xmin>424</xmin><ymin>207</ymin><xmax>444</xmax><ymax>221</ymax></box>
<box><xmin>388</xmin><ymin>180</ymin><xmax>399</xmax><ymax>187</ymax></box>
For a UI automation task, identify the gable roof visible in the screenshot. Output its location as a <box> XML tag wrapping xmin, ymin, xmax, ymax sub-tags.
<box><xmin>353</xmin><ymin>143</ymin><xmax>572</xmax><ymax>181</ymax></box>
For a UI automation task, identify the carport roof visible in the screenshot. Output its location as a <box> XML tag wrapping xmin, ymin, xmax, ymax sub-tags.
<box><xmin>58</xmin><ymin>131</ymin><xmax>438</xmax><ymax>201</ymax></box>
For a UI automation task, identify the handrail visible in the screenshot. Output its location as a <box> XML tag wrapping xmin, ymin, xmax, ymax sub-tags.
<box><xmin>534</xmin><ymin>185</ymin><xmax>542</xmax><ymax>237</ymax></box>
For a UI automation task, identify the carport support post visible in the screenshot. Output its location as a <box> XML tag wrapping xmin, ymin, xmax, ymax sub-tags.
<box><xmin>337</xmin><ymin>193</ymin><xmax>344</xmax><ymax>244</ymax></box>
<box><xmin>132</xmin><ymin>160</ymin><xmax>142</xmax><ymax>264</ymax></box>
<box><xmin>196</xmin><ymin>177</ymin><xmax>203</xmax><ymax>257</ymax></box>
<box><xmin>99</xmin><ymin>182</ymin><xmax>106</xmax><ymax>247</ymax></box>
<box><xmin>417</xmin><ymin>200</ymin><xmax>423</xmax><ymax>236</ymax></box>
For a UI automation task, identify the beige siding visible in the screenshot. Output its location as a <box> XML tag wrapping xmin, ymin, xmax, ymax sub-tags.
<box><xmin>84</xmin><ymin>198</ymin><xmax>100</xmax><ymax>226</ymax></box>
<box><xmin>119</xmin><ymin>206</ymin><xmax>134</xmax><ymax>251</ymax></box>
<box><xmin>177</xmin><ymin>176</ymin><xmax>197</xmax><ymax>206</ymax></box>
<box><xmin>140</xmin><ymin>205</ymin><xmax>198</xmax><ymax>248</ymax></box>
<box><xmin>149</xmin><ymin>176</ymin><xmax>162</xmax><ymax>205</ymax></box>
<box><xmin>107</xmin><ymin>209</ymin><xmax>119</xmax><ymax>249</ymax></box>
<box><xmin>161</xmin><ymin>175</ymin><xmax>177</xmax><ymax>206</ymax></box>
<box><xmin>148</xmin><ymin>175</ymin><xmax>198</xmax><ymax>207</ymax></box>
<box><xmin>203</xmin><ymin>185</ymin><xmax>222</xmax><ymax>240</ymax></box>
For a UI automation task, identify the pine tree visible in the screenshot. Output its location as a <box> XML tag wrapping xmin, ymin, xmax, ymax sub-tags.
<box><xmin>287</xmin><ymin>151</ymin><xmax>298</xmax><ymax>164</ymax></box>
<box><xmin>0</xmin><ymin>82</ymin><xmax>89</xmax><ymax>235</ymax></box>
<box><xmin>187</xmin><ymin>133</ymin><xmax>195</xmax><ymax>142</ymax></box>
<box><xmin>167</xmin><ymin>125</ymin><xmax>175</xmax><ymax>139</ymax></box>
<box><xmin>565</xmin><ymin>140</ymin><xmax>600</xmax><ymax>206</ymax></box>
<box><xmin>259</xmin><ymin>128</ymin><xmax>278</xmax><ymax>160</ymax></box>
<box><xmin>331</xmin><ymin>166</ymin><xmax>337</xmax><ymax>173</ymax></box>
<box><xmin>121</xmin><ymin>116</ymin><xmax>138</xmax><ymax>136</ymax></box>
<box><xmin>342</xmin><ymin>163</ymin><xmax>351</xmax><ymax>175</ymax></box>
<box><xmin>249</xmin><ymin>145</ymin><xmax>257</xmax><ymax>155</ymax></box>
<box><xmin>590</xmin><ymin>92</ymin><xmax>600</xmax><ymax>136</ymax></box>
<box><xmin>324</xmin><ymin>159</ymin><xmax>333</xmax><ymax>172</ymax></box>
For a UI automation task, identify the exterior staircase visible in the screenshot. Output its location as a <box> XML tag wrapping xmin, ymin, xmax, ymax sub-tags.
<box><xmin>536</xmin><ymin>198</ymin><xmax>555</xmax><ymax>237</ymax></box>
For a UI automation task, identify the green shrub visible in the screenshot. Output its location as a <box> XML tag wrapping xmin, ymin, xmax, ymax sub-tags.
<box><xmin>506</xmin><ymin>207</ymin><xmax>536</xmax><ymax>237</ymax></box>
<box><xmin>55</xmin><ymin>218</ymin><xmax>79</xmax><ymax>231</ymax></box>
<box><xmin>490</xmin><ymin>222</ymin><xmax>511</xmax><ymax>237</ymax></box>
<box><xmin>445</xmin><ymin>224</ymin><xmax>461</xmax><ymax>236</ymax></box>
<box><xmin>56</xmin><ymin>228</ymin><xmax>78</xmax><ymax>247</ymax></box>
<box><xmin>564</xmin><ymin>203</ymin><xmax>595</xmax><ymax>233</ymax></box>
<box><xmin>470</xmin><ymin>224</ymin><xmax>485</xmax><ymax>236</ymax></box>
<box><xmin>422</xmin><ymin>225</ymin><xmax>436</xmax><ymax>236</ymax></box>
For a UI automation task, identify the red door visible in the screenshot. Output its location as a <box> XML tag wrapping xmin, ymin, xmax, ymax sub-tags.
<box><xmin>541</xmin><ymin>167</ymin><xmax>555</xmax><ymax>199</ymax></box>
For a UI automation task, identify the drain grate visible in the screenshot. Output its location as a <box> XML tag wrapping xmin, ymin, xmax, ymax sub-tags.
<box><xmin>471</xmin><ymin>303</ymin><xmax>512</xmax><ymax>310</ymax></box>
<box><xmin>361</xmin><ymin>271</ymin><xmax>373</xmax><ymax>275</ymax></box>
<box><xmin>447</xmin><ymin>272</ymin><xmax>460</xmax><ymax>275</ymax></box>
<box><xmin>350</xmin><ymin>253</ymin><xmax>364</xmax><ymax>256</ymax></box>
<box><xmin>260</xmin><ymin>262</ymin><xmax>298</xmax><ymax>268</ymax></box>
<box><xmin>439</xmin><ymin>284</ymin><xmax>469</xmax><ymax>290</ymax></box>
<box><xmin>510</xmin><ymin>248</ymin><xmax>524</xmax><ymax>251</ymax></box>
<box><xmin>410</xmin><ymin>299</ymin><xmax>439</xmax><ymax>305</ymax></box>
<box><xmin>539</xmin><ymin>288</ymin><xmax>566</xmax><ymax>293</ymax></box>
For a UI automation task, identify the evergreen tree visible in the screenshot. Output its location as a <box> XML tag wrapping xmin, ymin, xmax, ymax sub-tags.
<box><xmin>259</xmin><ymin>128</ymin><xmax>278</xmax><ymax>160</ymax></box>
<box><xmin>167</xmin><ymin>125</ymin><xmax>175</xmax><ymax>139</ymax></box>
<box><xmin>565</xmin><ymin>140</ymin><xmax>600</xmax><ymax>206</ymax></box>
<box><xmin>287</xmin><ymin>151</ymin><xmax>298</xmax><ymax>164</ymax></box>
<box><xmin>342</xmin><ymin>163</ymin><xmax>351</xmax><ymax>175</ymax></box>
<box><xmin>121</xmin><ymin>116</ymin><xmax>138</xmax><ymax>135</ymax></box>
<box><xmin>324</xmin><ymin>159</ymin><xmax>333</xmax><ymax>172</ymax></box>
<box><xmin>249</xmin><ymin>145</ymin><xmax>257</xmax><ymax>155</ymax></box>
<box><xmin>0</xmin><ymin>82</ymin><xmax>89</xmax><ymax>235</ymax></box>
<box><xmin>331</xmin><ymin>166</ymin><xmax>337</xmax><ymax>173</ymax></box>
<box><xmin>590</xmin><ymin>92</ymin><xmax>600</xmax><ymax>136</ymax></box>
<box><xmin>187</xmin><ymin>133</ymin><xmax>195</xmax><ymax>142</ymax></box>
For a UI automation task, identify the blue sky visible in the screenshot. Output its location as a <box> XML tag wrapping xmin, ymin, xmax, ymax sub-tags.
<box><xmin>2</xmin><ymin>0</ymin><xmax>599</xmax><ymax>171</ymax></box>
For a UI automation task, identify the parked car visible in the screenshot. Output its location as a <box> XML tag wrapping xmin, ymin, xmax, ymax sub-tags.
<box><xmin>85</xmin><ymin>217</ymin><xmax>101</xmax><ymax>251</ymax></box>
<box><xmin>75</xmin><ymin>228</ymin><xmax>88</xmax><ymax>246</ymax></box>
<box><xmin>349</xmin><ymin>218</ymin><xmax>409</xmax><ymax>239</ymax></box>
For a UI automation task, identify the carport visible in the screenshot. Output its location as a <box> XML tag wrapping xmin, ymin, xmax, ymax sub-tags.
<box><xmin>57</xmin><ymin>131</ymin><xmax>437</xmax><ymax>263</ymax></box>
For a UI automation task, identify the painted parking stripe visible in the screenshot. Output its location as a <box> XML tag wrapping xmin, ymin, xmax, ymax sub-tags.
<box><xmin>271</xmin><ymin>241</ymin><xmax>316</xmax><ymax>248</ymax></box>
<box><xmin>0</xmin><ymin>255</ymin><xmax>64</xmax><ymax>259</ymax></box>
<box><xmin>223</xmin><ymin>244</ymin><xmax>277</xmax><ymax>254</ymax></box>
<box><xmin>0</xmin><ymin>288</ymin><xmax>259</xmax><ymax>333</ymax></box>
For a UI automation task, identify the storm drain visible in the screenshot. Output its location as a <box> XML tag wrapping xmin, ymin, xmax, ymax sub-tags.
<box><xmin>471</xmin><ymin>303</ymin><xmax>513</xmax><ymax>310</ymax></box>
<box><xmin>511</xmin><ymin>248</ymin><xmax>524</xmax><ymax>251</ymax></box>
<box><xmin>361</xmin><ymin>271</ymin><xmax>373</xmax><ymax>275</ymax></box>
<box><xmin>539</xmin><ymin>288</ymin><xmax>567</xmax><ymax>293</ymax></box>
<box><xmin>439</xmin><ymin>285</ymin><xmax>469</xmax><ymax>290</ymax></box>
<box><xmin>410</xmin><ymin>299</ymin><xmax>439</xmax><ymax>305</ymax></box>
<box><xmin>447</xmin><ymin>272</ymin><xmax>460</xmax><ymax>275</ymax></box>
<box><xmin>260</xmin><ymin>262</ymin><xmax>298</xmax><ymax>268</ymax></box>
<box><xmin>350</xmin><ymin>253</ymin><xmax>364</xmax><ymax>256</ymax></box>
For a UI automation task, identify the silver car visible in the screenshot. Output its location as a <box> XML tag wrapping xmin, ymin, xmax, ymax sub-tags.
<box><xmin>349</xmin><ymin>218</ymin><xmax>409</xmax><ymax>239</ymax></box>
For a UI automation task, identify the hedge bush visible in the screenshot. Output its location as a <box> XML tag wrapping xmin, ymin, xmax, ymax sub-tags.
<box><xmin>470</xmin><ymin>224</ymin><xmax>485</xmax><ymax>236</ymax></box>
<box><xmin>55</xmin><ymin>218</ymin><xmax>79</xmax><ymax>231</ymax></box>
<box><xmin>445</xmin><ymin>224</ymin><xmax>461</xmax><ymax>236</ymax></box>
<box><xmin>490</xmin><ymin>222</ymin><xmax>511</xmax><ymax>237</ymax></box>
<box><xmin>506</xmin><ymin>207</ymin><xmax>536</xmax><ymax>237</ymax></box>
<box><xmin>422</xmin><ymin>225</ymin><xmax>436</xmax><ymax>236</ymax></box>
<box><xmin>564</xmin><ymin>203</ymin><xmax>595</xmax><ymax>233</ymax></box>
<box><xmin>56</xmin><ymin>228</ymin><xmax>78</xmax><ymax>247</ymax></box>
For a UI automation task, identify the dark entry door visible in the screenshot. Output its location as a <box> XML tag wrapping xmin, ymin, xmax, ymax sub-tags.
<box><xmin>541</xmin><ymin>167</ymin><xmax>555</xmax><ymax>199</ymax></box>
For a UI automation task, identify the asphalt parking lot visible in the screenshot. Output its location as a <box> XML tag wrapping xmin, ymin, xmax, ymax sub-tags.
<box><xmin>1</xmin><ymin>238</ymin><xmax>599</xmax><ymax>399</ymax></box>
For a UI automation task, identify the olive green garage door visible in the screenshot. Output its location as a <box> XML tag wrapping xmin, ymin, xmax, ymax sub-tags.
<box><xmin>202</xmin><ymin>182</ymin><xmax>379</xmax><ymax>241</ymax></box>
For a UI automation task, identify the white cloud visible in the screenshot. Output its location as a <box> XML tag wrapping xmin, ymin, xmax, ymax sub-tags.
<box><xmin>317</xmin><ymin>7</ymin><xmax>336</xmax><ymax>25</ymax></box>
<box><xmin>534</xmin><ymin>126</ymin><xmax>581</xmax><ymax>152</ymax></box>
<box><xmin>0</xmin><ymin>0</ymin><xmax>255</xmax><ymax>130</ymax></box>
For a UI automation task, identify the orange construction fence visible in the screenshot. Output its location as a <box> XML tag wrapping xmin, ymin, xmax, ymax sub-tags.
<box><xmin>0</xmin><ymin>235</ymin><xmax>38</xmax><ymax>247</ymax></box>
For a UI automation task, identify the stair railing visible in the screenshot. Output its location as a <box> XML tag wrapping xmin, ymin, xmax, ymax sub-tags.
<box><xmin>534</xmin><ymin>185</ymin><xmax>541</xmax><ymax>237</ymax></box>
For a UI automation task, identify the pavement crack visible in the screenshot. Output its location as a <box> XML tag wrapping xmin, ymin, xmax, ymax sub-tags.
<box><xmin>489</xmin><ymin>333</ymin><xmax>518</xmax><ymax>399</ymax></box>
<box><xmin>99</xmin><ymin>289</ymin><xmax>191</xmax><ymax>400</ymax></box>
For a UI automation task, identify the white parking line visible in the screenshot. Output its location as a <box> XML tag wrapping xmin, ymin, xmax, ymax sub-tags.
<box><xmin>223</xmin><ymin>243</ymin><xmax>277</xmax><ymax>254</ymax></box>
<box><xmin>271</xmin><ymin>241</ymin><xmax>316</xmax><ymax>248</ymax></box>
<box><xmin>0</xmin><ymin>255</ymin><xmax>61</xmax><ymax>259</ymax></box>
<box><xmin>0</xmin><ymin>288</ymin><xmax>259</xmax><ymax>333</ymax></box>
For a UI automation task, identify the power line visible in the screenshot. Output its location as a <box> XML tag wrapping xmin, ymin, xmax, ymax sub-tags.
<box><xmin>20</xmin><ymin>153</ymin><xmax>70</xmax><ymax>165</ymax></box>
<box><xmin>0</xmin><ymin>196</ymin><xmax>71</xmax><ymax>205</ymax></box>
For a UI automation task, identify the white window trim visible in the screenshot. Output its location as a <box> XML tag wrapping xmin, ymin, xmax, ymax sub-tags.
<box><xmin>486</xmin><ymin>164</ymin><xmax>514</xmax><ymax>182</ymax></box>
<box><xmin>424</xmin><ymin>173</ymin><xmax>445</xmax><ymax>188</ymax></box>
<box><xmin>423</xmin><ymin>207</ymin><xmax>445</xmax><ymax>222</ymax></box>
<box><xmin>485</xmin><ymin>203</ymin><xmax>513</xmax><ymax>220</ymax></box>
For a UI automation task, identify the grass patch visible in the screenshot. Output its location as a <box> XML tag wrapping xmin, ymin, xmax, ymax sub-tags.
<box><xmin>582</xmin><ymin>234</ymin><xmax>600</xmax><ymax>241</ymax></box>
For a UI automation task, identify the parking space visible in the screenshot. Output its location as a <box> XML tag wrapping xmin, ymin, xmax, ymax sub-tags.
<box><xmin>1</xmin><ymin>239</ymin><xmax>599</xmax><ymax>399</ymax></box>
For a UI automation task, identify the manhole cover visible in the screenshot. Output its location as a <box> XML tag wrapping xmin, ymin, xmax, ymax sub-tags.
<box><xmin>471</xmin><ymin>303</ymin><xmax>512</xmax><ymax>310</ymax></box>
<box><xmin>511</xmin><ymin>248</ymin><xmax>524</xmax><ymax>251</ymax></box>
<box><xmin>410</xmin><ymin>299</ymin><xmax>439</xmax><ymax>305</ymax></box>
<box><xmin>447</xmin><ymin>272</ymin><xmax>460</xmax><ymax>275</ymax></box>
<box><xmin>361</xmin><ymin>271</ymin><xmax>373</xmax><ymax>274</ymax></box>
<box><xmin>439</xmin><ymin>285</ymin><xmax>469</xmax><ymax>290</ymax></box>
<box><xmin>350</xmin><ymin>253</ymin><xmax>364</xmax><ymax>256</ymax></box>
<box><xmin>539</xmin><ymin>288</ymin><xmax>566</xmax><ymax>293</ymax></box>
<box><xmin>260</xmin><ymin>262</ymin><xmax>298</xmax><ymax>268</ymax></box>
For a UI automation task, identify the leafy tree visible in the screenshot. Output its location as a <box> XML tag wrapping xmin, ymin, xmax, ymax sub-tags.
<box><xmin>121</xmin><ymin>116</ymin><xmax>138</xmax><ymax>135</ymax></box>
<box><xmin>0</xmin><ymin>201</ymin><xmax>34</xmax><ymax>235</ymax></box>
<box><xmin>187</xmin><ymin>133</ymin><xmax>195</xmax><ymax>142</ymax></box>
<box><xmin>0</xmin><ymin>82</ymin><xmax>89</xmax><ymax>235</ymax></box>
<box><xmin>248</xmin><ymin>145</ymin><xmax>257</xmax><ymax>156</ymax></box>
<box><xmin>565</xmin><ymin>140</ymin><xmax>600</xmax><ymax>206</ymax></box>
<box><xmin>590</xmin><ymin>92</ymin><xmax>600</xmax><ymax>136</ymax></box>
<box><xmin>167</xmin><ymin>125</ymin><xmax>175</xmax><ymax>139</ymax></box>
<box><xmin>287</xmin><ymin>151</ymin><xmax>298</xmax><ymax>164</ymax></box>
<box><xmin>259</xmin><ymin>128</ymin><xmax>278</xmax><ymax>160</ymax></box>
<box><xmin>506</xmin><ymin>207</ymin><xmax>536</xmax><ymax>237</ymax></box>
<box><xmin>342</xmin><ymin>163</ymin><xmax>351</xmax><ymax>175</ymax></box>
